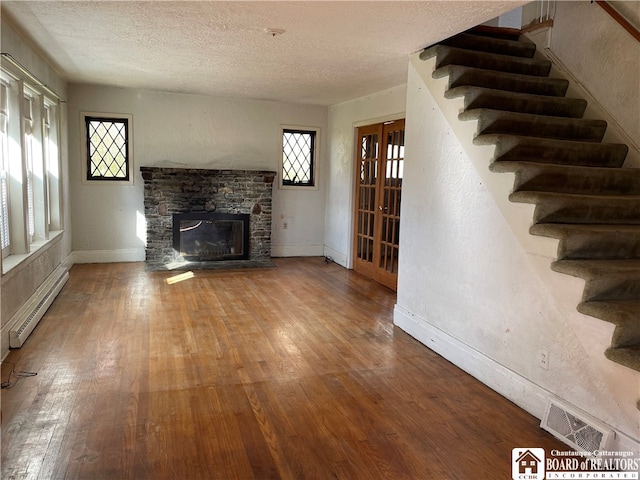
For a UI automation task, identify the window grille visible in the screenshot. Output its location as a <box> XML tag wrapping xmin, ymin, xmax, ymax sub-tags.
<box><xmin>282</xmin><ymin>129</ymin><xmax>316</xmax><ymax>187</ymax></box>
<box><xmin>85</xmin><ymin>116</ymin><xmax>130</xmax><ymax>181</ymax></box>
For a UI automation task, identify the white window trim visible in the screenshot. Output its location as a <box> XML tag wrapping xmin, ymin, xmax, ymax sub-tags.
<box><xmin>0</xmin><ymin>62</ymin><xmax>64</xmax><ymax>274</ymax></box>
<box><xmin>44</xmin><ymin>98</ymin><xmax>63</xmax><ymax>232</ymax></box>
<box><xmin>0</xmin><ymin>80</ymin><xmax>11</xmax><ymax>258</ymax></box>
<box><xmin>279</xmin><ymin>124</ymin><xmax>320</xmax><ymax>191</ymax></box>
<box><xmin>81</xmin><ymin>111</ymin><xmax>134</xmax><ymax>186</ymax></box>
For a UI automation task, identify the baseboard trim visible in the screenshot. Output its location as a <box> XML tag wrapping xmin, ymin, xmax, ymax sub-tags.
<box><xmin>271</xmin><ymin>244</ymin><xmax>324</xmax><ymax>258</ymax></box>
<box><xmin>72</xmin><ymin>248</ymin><xmax>145</xmax><ymax>264</ymax></box>
<box><xmin>323</xmin><ymin>246</ymin><xmax>348</xmax><ymax>268</ymax></box>
<box><xmin>394</xmin><ymin>304</ymin><xmax>548</xmax><ymax>418</ymax></box>
<box><xmin>393</xmin><ymin>304</ymin><xmax>639</xmax><ymax>452</ymax></box>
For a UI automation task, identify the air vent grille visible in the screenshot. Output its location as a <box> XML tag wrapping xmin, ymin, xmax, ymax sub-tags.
<box><xmin>541</xmin><ymin>398</ymin><xmax>613</xmax><ymax>452</ymax></box>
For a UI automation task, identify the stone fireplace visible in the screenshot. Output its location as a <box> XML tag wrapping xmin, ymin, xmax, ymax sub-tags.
<box><xmin>141</xmin><ymin>167</ymin><xmax>275</xmax><ymax>270</ymax></box>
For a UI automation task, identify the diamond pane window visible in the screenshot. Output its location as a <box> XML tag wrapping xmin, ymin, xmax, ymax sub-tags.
<box><xmin>85</xmin><ymin>116</ymin><xmax>130</xmax><ymax>181</ymax></box>
<box><xmin>282</xmin><ymin>129</ymin><xmax>316</xmax><ymax>187</ymax></box>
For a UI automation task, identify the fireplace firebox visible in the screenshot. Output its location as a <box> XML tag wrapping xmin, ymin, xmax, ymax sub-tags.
<box><xmin>173</xmin><ymin>213</ymin><xmax>250</xmax><ymax>262</ymax></box>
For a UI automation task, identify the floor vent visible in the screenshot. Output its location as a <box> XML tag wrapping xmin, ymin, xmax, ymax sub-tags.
<box><xmin>9</xmin><ymin>267</ymin><xmax>69</xmax><ymax>348</ymax></box>
<box><xmin>541</xmin><ymin>398</ymin><xmax>614</xmax><ymax>452</ymax></box>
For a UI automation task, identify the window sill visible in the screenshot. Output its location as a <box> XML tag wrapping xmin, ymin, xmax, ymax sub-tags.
<box><xmin>1</xmin><ymin>230</ymin><xmax>64</xmax><ymax>275</ymax></box>
<box><xmin>278</xmin><ymin>184</ymin><xmax>319</xmax><ymax>191</ymax></box>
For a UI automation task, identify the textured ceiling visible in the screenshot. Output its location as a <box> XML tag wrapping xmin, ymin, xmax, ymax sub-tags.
<box><xmin>2</xmin><ymin>1</ymin><xmax>523</xmax><ymax>106</ymax></box>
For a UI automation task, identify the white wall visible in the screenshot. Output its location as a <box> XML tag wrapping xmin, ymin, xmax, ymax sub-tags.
<box><xmin>67</xmin><ymin>85</ymin><xmax>327</xmax><ymax>261</ymax></box>
<box><xmin>324</xmin><ymin>85</ymin><xmax>406</xmax><ymax>267</ymax></box>
<box><xmin>395</xmin><ymin>62</ymin><xmax>639</xmax><ymax>447</ymax></box>
<box><xmin>548</xmin><ymin>1</ymin><xmax>640</xmax><ymax>156</ymax></box>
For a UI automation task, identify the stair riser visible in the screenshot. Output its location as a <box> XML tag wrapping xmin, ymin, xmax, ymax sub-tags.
<box><xmin>533</xmin><ymin>203</ymin><xmax>640</xmax><ymax>225</ymax></box>
<box><xmin>453</xmin><ymin>90</ymin><xmax>587</xmax><ymax>118</ymax></box>
<box><xmin>490</xmin><ymin>141</ymin><xmax>628</xmax><ymax>168</ymax></box>
<box><xmin>513</xmin><ymin>170</ymin><xmax>640</xmax><ymax>195</ymax></box>
<box><xmin>556</xmin><ymin>235</ymin><xmax>640</xmax><ymax>260</ymax></box>
<box><xmin>473</xmin><ymin>117</ymin><xmax>606</xmax><ymax>143</ymax></box>
<box><xmin>582</xmin><ymin>278</ymin><xmax>640</xmax><ymax>302</ymax></box>
<box><xmin>435</xmin><ymin>50</ymin><xmax>551</xmax><ymax>77</ymax></box>
<box><xmin>439</xmin><ymin>66</ymin><xmax>569</xmax><ymax>97</ymax></box>
<box><xmin>604</xmin><ymin>348</ymin><xmax>639</xmax><ymax>370</ymax></box>
<box><xmin>611</xmin><ymin>326</ymin><xmax>640</xmax><ymax>349</ymax></box>
<box><xmin>531</xmin><ymin>224</ymin><xmax>640</xmax><ymax>260</ymax></box>
<box><xmin>577</xmin><ymin>303</ymin><xmax>640</xmax><ymax>348</ymax></box>
<box><xmin>441</xmin><ymin>33</ymin><xmax>536</xmax><ymax>58</ymax></box>
<box><xmin>469</xmin><ymin>26</ymin><xmax>522</xmax><ymax>42</ymax></box>
<box><xmin>505</xmin><ymin>156</ymin><xmax>624</xmax><ymax>169</ymax></box>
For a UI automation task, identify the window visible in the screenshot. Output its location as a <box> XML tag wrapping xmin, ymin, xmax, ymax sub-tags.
<box><xmin>81</xmin><ymin>113</ymin><xmax>133</xmax><ymax>183</ymax></box>
<box><xmin>23</xmin><ymin>94</ymin><xmax>35</xmax><ymax>242</ymax></box>
<box><xmin>280</xmin><ymin>127</ymin><xmax>319</xmax><ymax>188</ymax></box>
<box><xmin>0</xmin><ymin>62</ymin><xmax>63</xmax><ymax>271</ymax></box>
<box><xmin>43</xmin><ymin>103</ymin><xmax>62</xmax><ymax>231</ymax></box>
<box><xmin>0</xmin><ymin>82</ymin><xmax>10</xmax><ymax>255</ymax></box>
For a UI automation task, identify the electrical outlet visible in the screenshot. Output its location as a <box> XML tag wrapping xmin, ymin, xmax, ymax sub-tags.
<box><xmin>282</xmin><ymin>221</ymin><xmax>288</xmax><ymax>230</ymax></box>
<box><xmin>538</xmin><ymin>348</ymin><xmax>549</xmax><ymax>370</ymax></box>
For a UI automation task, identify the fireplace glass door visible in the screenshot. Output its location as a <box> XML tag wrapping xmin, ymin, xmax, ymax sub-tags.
<box><xmin>173</xmin><ymin>213</ymin><xmax>249</xmax><ymax>261</ymax></box>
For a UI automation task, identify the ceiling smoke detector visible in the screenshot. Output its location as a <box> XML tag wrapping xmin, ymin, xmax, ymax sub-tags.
<box><xmin>266</xmin><ymin>28</ymin><xmax>285</xmax><ymax>37</ymax></box>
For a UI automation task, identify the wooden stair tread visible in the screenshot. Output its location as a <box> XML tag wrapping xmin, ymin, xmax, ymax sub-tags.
<box><xmin>495</xmin><ymin>162</ymin><xmax>640</xmax><ymax>195</ymax></box>
<box><xmin>552</xmin><ymin>258</ymin><xmax>640</xmax><ymax>277</ymax></box>
<box><xmin>480</xmin><ymin>134</ymin><xmax>628</xmax><ymax>168</ymax></box>
<box><xmin>446</xmin><ymin>85</ymin><xmax>587</xmax><ymax>118</ymax></box>
<box><xmin>434</xmin><ymin>65</ymin><xmax>569</xmax><ymax>97</ymax></box>
<box><xmin>461</xmin><ymin>108</ymin><xmax>607</xmax><ymax>142</ymax></box>
<box><xmin>440</xmin><ymin>32</ymin><xmax>536</xmax><ymax>58</ymax></box>
<box><xmin>461</xmin><ymin>108</ymin><xmax>605</xmax><ymax>125</ymax></box>
<box><xmin>511</xmin><ymin>190</ymin><xmax>640</xmax><ymax>201</ymax></box>
<box><xmin>476</xmin><ymin>133</ymin><xmax>628</xmax><ymax>154</ymax></box>
<box><xmin>448</xmin><ymin>87</ymin><xmax>587</xmax><ymax>119</ymax></box>
<box><xmin>491</xmin><ymin>160</ymin><xmax>640</xmax><ymax>176</ymax></box>
<box><xmin>578</xmin><ymin>299</ymin><xmax>640</xmax><ymax>323</ymax></box>
<box><xmin>421</xmin><ymin>45</ymin><xmax>552</xmax><ymax>76</ymax></box>
<box><xmin>468</xmin><ymin>25</ymin><xmax>523</xmax><ymax>41</ymax></box>
<box><xmin>579</xmin><ymin>300</ymin><xmax>640</xmax><ymax>349</ymax></box>
<box><xmin>531</xmin><ymin>223</ymin><xmax>640</xmax><ymax>237</ymax></box>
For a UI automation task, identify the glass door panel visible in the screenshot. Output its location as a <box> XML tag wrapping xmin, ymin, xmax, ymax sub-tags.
<box><xmin>353</xmin><ymin>120</ymin><xmax>404</xmax><ymax>291</ymax></box>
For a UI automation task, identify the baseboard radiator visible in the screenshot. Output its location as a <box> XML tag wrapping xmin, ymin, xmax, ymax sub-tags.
<box><xmin>9</xmin><ymin>265</ymin><xmax>69</xmax><ymax>348</ymax></box>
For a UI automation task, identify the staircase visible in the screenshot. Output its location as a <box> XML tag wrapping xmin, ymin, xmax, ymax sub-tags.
<box><xmin>419</xmin><ymin>26</ymin><xmax>640</xmax><ymax>372</ymax></box>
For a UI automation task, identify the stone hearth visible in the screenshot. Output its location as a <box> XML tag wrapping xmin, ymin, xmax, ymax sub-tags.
<box><xmin>141</xmin><ymin>167</ymin><xmax>275</xmax><ymax>270</ymax></box>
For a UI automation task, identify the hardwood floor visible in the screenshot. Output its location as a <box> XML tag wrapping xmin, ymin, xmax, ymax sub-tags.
<box><xmin>1</xmin><ymin>257</ymin><xmax>566</xmax><ymax>479</ymax></box>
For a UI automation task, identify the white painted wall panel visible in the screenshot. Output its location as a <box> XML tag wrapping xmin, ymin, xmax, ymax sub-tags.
<box><xmin>550</xmin><ymin>1</ymin><xmax>640</xmax><ymax>149</ymax></box>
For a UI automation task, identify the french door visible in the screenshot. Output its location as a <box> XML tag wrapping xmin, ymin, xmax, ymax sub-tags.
<box><xmin>353</xmin><ymin>119</ymin><xmax>404</xmax><ymax>291</ymax></box>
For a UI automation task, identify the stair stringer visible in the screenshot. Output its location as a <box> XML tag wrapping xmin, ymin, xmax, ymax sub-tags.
<box><xmin>410</xmin><ymin>52</ymin><xmax>640</xmax><ymax>441</ymax></box>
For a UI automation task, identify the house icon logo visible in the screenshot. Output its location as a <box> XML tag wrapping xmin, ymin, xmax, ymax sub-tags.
<box><xmin>512</xmin><ymin>448</ymin><xmax>545</xmax><ymax>480</ymax></box>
